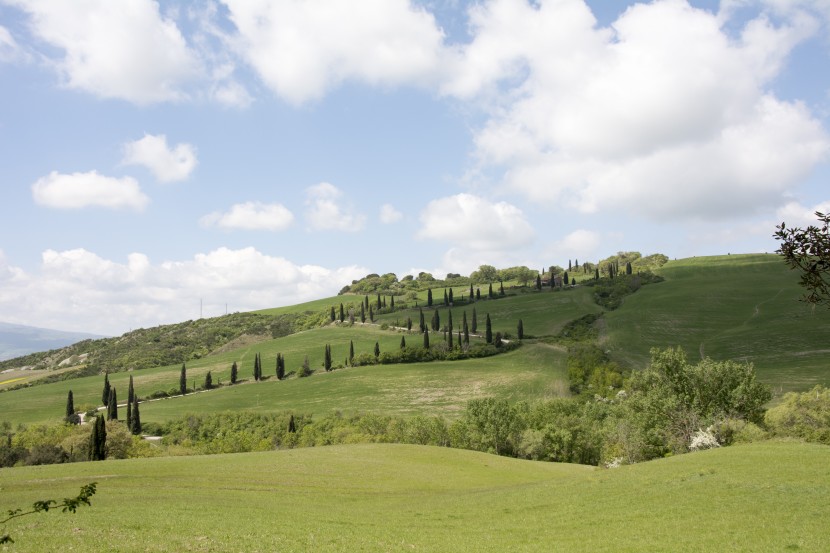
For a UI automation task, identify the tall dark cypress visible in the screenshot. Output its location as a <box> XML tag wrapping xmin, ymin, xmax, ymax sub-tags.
<box><xmin>89</xmin><ymin>415</ymin><xmax>107</xmax><ymax>461</ymax></box>
<box><xmin>131</xmin><ymin>397</ymin><xmax>141</xmax><ymax>435</ymax></box>
<box><xmin>419</xmin><ymin>308</ymin><xmax>426</xmax><ymax>333</ymax></box>
<box><xmin>377</xmin><ymin>293</ymin><xmax>382</xmax><ymax>310</ymax></box>
<box><xmin>485</xmin><ymin>314</ymin><xmax>493</xmax><ymax>344</ymax></box>
<box><xmin>564</xmin><ymin>271</ymin><xmax>569</xmax><ymax>286</ymax></box>
<box><xmin>339</xmin><ymin>303</ymin><xmax>345</xmax><ymax>322</ymax></box>
<box><xmin>65</xmin><ymin>390</ymin><xmax>75</xmax><ymax>423</ymax></box>
<box><xmin>443</xmin><ymin>289</ymin><xmax>449</xmax><ymax>306</ymax></box>
<box><xmin>517</xmin><ymin>319</ymin><xmax>524</xmax><ymax>340</ymax></box>
<box><xmin>180</xmin><ymin>363</ymin><xmax>187</xmax><ymax>395</ymax></box>
<box><xmin>449</xmin><ymin>288</ymin><xmax>454</xmax><ymax>304</ymax></box>
<box><xmin>205</xmin><ymin>371</ymin><xmax>213</xmax><ymax>390</ymax></box>
<box><xmin>447</xmin><ymin>326</ymin><xmax>454</xmax><ymax>348</ymax></box>
<box><xmin>349</xmin><ymin>341</ymin><xmax>354</xmax><ymax>364</ymax></box>
<box><xmin>369</xmin><ymin>305</ymin><xmax>374</xmax><ymax>322</ymax></box>
<box><xmin>390</xmin><ymin>296</ymin><xmax>395</xmax><ymax>309</ymax></box>
<box><xmin>330</xmin><ymin>306</ymin><xmax>336</xmax><ymax>321</ymax></box>
<box><xmin>374</xmin><ymin>341</ymin><xmax>380</xmax><ymax>359</ymax></box>
<box><xmin>406</xmin><ymin>317</ymin><xmax>412</xmax><ymax>331</ymax></box>
<box><xmin>472</xmin><ymin>307</ymin><xmax>478</xmax><ymax>334</ymax></box>
<box><xmin>448</xmin><ymin>310</ymin><xmax>453</xmax><ymax>335</ymax></box>
<box><xmin>127</xmin><ymin>375</ymin><xmax>135</xmax><ymax>404</ymax></box>
<box><xmin>107</xmin><ymin>387</ymin><xmax>118</xmax><ymax>420</ymax></box>
<box><xmin>423</xmin><ymin>329</ymin><xmax>430</xmax><ymax>349</ymax></box>
<box><xmin>469</xmin><ymin>283</ymin><xmax>474</xmax><ymax>301</ymax></box>
<box><xmin>431</xmin><ymin>309</ymin><xmax>440</xmax><ymax>332</ymax></box>
<box><xmin>231</xmin><ymin>361</ymin><xmax>238</xmax><ymax>384</ymax></box>
<box><xmin>277</xmin><ymin>354</ymin><xmax>285</xmax><ymax>380</ymax></box>
<box><xmin>427</xmin><ymin>288</ymin><xmax>433</xmax><ymax>307</ymax></box>
<box><xmin>488</xmin><ymin>283</ymin><xmax>493</xmax><ymax>298</ymax></box>
<box><xmin>360</xmin><ymin>303</ymin><xmax>365</xmax><ymax>323</ymax></box>
<box><xmin>324</xmin><ymin>344</ymin><xmax>332</xmax><ymax>371</ymax></box>
<box><xmin>476</xmin><ymin>288</ymin><xmax>481</xmax><ymax>300</ymax></box>
<box><xmin>536</xmin><ymin>274</ymin><xmax>542</xmax><ymax>290</ymax></box>
<box><xmin>288</xmin><ymin>414</ymin><xmax>296</xmax><ymax>433</ymax></box>
<box><xmin>101</xmin><ymin>372</ymin><xmax>111</xmax><ymax>406</ymax></box>
<box><xmin>126</xmin><ymin>396</ymin><xmax>133</xmax><ymax>429</ymax></box>
<box><xmin>463</xmin><ymin>311</ymin><xmax>469</xmax><ymax>344</ymax></box>
<box><xmin>499</xmin><ymin>281</ymin><xmax>505</xmax><ymax>296</ymax></box>
<box><xmin>400</xmin><ymin>336</ymin><xmax>406</xmax><ymax>349</ymax></box>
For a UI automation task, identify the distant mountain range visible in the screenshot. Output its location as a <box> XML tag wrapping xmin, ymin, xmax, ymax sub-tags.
<box><xmin>0</xmin><ymin>322</ymin><xmax>105</xmax><ymax>362</ymax></box>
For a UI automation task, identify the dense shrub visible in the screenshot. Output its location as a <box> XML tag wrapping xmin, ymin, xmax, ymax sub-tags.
<box><xmin>765</xmin><ymin>385</ymin><xmax>830</xmax><ymax>444</ymax></box>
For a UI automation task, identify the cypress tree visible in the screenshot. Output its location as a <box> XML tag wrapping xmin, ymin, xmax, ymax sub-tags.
<box><xmin>126</xmin><ymin>396</ymin><xmax>132</xmax><ymax>429</ymax></box>
<box><xmin>324</xmin><ymin>344</ymin><xmax>332</xmax><ymax>371</ymax></box>
<box><xmin>131</xmin><ymin>397</ymin><xmax>141</xmax><ymax>435</ymax></box>
<box><xmin>288</xmin><ymin>414</ymin><xmax>296</xmax><ymax>433</ymax></box>
<box><xmin>400</xmin><ymin>336</ymin><xmax>406</xmax><ymax>349</ymax></box>
<box><xmin>569</xmin><ymin>259</ymin><xmax>572</xmax><ymax>270</ymax></box>
<box><xmin>330</xmin><ymin>306</ymin><xmax>336</xmax><ymax>322</ymax></box>
<box><xmin>443</xmin><ymin>289</ymin><xmax>449</xmax><ymax>306</ymax></box>
<box><xmin>469</xmin><ymin>283</ymin><xmax>474</xmax><ymax>301</ymax></box>
<box><xmin>390</xmin><ymin>295</ymin><xmax>395</xmax><ymax>309</ymax></box>
<box><xmin>101</xmin><ymin>372</ymin><xmax>110</xmax><ymax>406</ymax></box>
<box><xmin>377</xmin><ymin>293</ymin><xmax>382</xmax><ymax>310</ymax></box>
<box><xmin>517</xmin><ymin>319</ymin><xmax>524</xmax><ymax>340</ymax></box>
<box><xmin>127</xmin><ymin>375</ymin><xmax>135</xmax><ymax>404</ymax></box>
<box><xmin>231</xmin><ymin>361</ymin><xmax>238</xmax><ymax>384</ymax></box>
<box><xmin>383</xmin><ymin>297</ymin><xmax>387</xmax><ymax>308</ymax></box>
<box><xmin>180</xmin><ymin>363</ymin><xmax>187</xmax><ymax>395</ymax></box>
<box><xmin>349</xmin><ymin>341</ymin><xmax>355</xmax><ymax>364</ymax></box>
<box><xmin>575</xmin><ymin>258</ymin><xmax>579</xmax><ymax>268</ymax></box>
<box><xmin>431</xmin><ymin>309</ymin><xmax>440</xmax><ymax>332</ymax></box>
<box><xmin>595</xmin><ymin>268</ymin><xmax>600</xmax><ymax>280</ymax></box>
<box><xmin>494</xmin><ymin>331</ymin><xmax>502</xmax><ymax>347</ymax></box>
<box><xmin>447</xmin><ymin>325</ymin><xmax>453</xmax><ymax>348</ymax></box>
<box><xmin>485</xmin><ymin>313</ymin><xmax>493</xmax><ymax>344</ymax></box>
<box><xmin>449</xmin><ymin>288</ymin><xmax>454</xmax><ymax>304</ymax></box>
<box><xmin>499</xmin><ymin>281</ymin><xmax>505</xmax><ymax>296</ymax></box>
<box><xmin>564</xmin><ymin>270</ymin><xmax>569</xmax><ymax>285</ymax></box>
<box><xmin>419</xmin><ymin>308</ymin><xmax>426</xmax><ymax>333</ymax></box>
<box><xmin>476</xmin><ymin>288</ymin><xmax>481</xmax><ymax>300</ymax></box>
<box><xmin>107</xmin><ymin>387</ymin><xmax>118</xmax><ymax>421</ymax></box>
<box><xmin>423</xmin><ymin>329</ymin><xmax>430</xmax><ymax>349</ymax></box>
<box><xmin>472</xmin><ymin>307</ymin><xmax>478</xmax><ymax>334</ymax></box>
<box><xmin>65</xmin><ymin>390</ymin><xmax>76</xmax><ymax>423</ymax></box>
<box><xmin>406</xmin><ymin>317</ymin><xmax>412</xmax><ymax>331</ymax></box>
<box><xmin>369</xmin><ymin>305</ymin><xmax>374</xmax><ymax>323</ymax></box>
<box><xmin>463</xmin><ymin>311</ymin><xmax>469</xmax><ymax>344</ymax></box>
<box><xmin>551</xmin><ymin>270</ymin><xmax>556</xmax><ymax>289</ymax></box>
<box><xmin>360</xmin><ymin>302</ymin><xmax>366</xmax><ymax>323</ymax></box>
<box><xmin>448</xmin><ymin>310</ymin><xmax>453</xmax><ymax>336</ymax></box>
<box><xmin>205</xmin><ymin>371</ymin><xmax>213</xmax><ymax>390</ymax></box>
<box><xmin>277</xmin><ymin>354</ymin><xmax>285</xmax><ymax>380</ymax></box>
<box><xmin>374</xmin><ymin>341</ymin><xmax>380</xmax><ymax>359</ymax></box>
<box><xmin>427</xmin><ymin>288</ymin><xmax>433</xmax><ymax>307</ymax></box>
<box><xmin>339</xmin><ymin>303</ymin><xmax>345</xmax><ymax>322</ymax></box>
<box><xmin>536</xmin><ymin>274</ymin><xmax>542</xmax><ymax>290</ymax></box>
<box><xmin>571</xmin><ymin>277</ymin><xmax>576</xmax><ymax>285</ymax></box>
<box><xmin>89</xmin><ymin>415</ymin><xmax>107</xmax><ymax>461</ymax></box>
<box><xmin>488</xmin><ymin>283</ymin><xmax>493</xmax><ymax>298</ymax></box>
<box><xmin>626</xmin><ymin>261</ymin><xmax>632</xmax><ymax>275</ymax></box>
<box><xmin>457</xmin><ymin>329</ymin><xmax>462</xmax><ymax>349</ymax></box>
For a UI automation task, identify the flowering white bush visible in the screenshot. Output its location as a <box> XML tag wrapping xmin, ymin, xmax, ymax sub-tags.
<box><xmin>605</xmin><ymin>457</ymin><xmax>624</xmax><ymax>469</ymax></box>
<box><xmin>689</xmin><ymin>428</ymin><xmax>720</xmax><ymax>451</ymax></box>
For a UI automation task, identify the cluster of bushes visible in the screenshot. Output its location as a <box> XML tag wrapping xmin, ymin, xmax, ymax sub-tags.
<box><xmin>585</xmin><ymin>271</ymin><xmax>664</xmax><ymax>310</ymax></box>
<box><xmin>347</xmin><ymin>341</ymin><xmax>518</xmax><ymax>367</ymax></box>
<box><xmin>0</xmin><ymin>419</ymin><xmax>157</xmax><ymax>467</ymax></box>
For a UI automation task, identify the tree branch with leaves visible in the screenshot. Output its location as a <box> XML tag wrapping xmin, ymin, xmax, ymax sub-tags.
<box><xmin>1</xmin><ymin>482</ymin><xmax>97</xmax><ymax>544</ymax></box>
<box><xmin>774</xmin><ymin>211</ymin><xmax>830</xmax><ymax>307</ymax></box>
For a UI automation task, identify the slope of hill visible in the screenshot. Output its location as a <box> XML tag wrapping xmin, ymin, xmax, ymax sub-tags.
<box><xmin>0</xmin><ymin>441</ymin><xmax>826</xmax><ymax>552</ymax></box>
<box><xmin>603</xmin><ymin>254</ymin><xmax>830</xmax><ymax>393</ymax></box>
<box><xmin>0</xmin><ymin>322</ymin><xmax>104</xmax><ymax>361</ymax></box>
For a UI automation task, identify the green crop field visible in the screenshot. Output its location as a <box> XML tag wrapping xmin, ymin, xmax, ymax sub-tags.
<box><xmin>603</xmin><ymin>254</ymin><xmax>830</xmax><ymax>393</ymax></box>
<box><xmin>0</xmin><ymin>441</ymin><xmax>827</xmax><ymax>552</ymax></box>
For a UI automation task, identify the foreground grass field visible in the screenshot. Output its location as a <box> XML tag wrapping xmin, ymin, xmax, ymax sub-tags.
<box><xmin>605</xmin><ymin>254</ymin><xmax>830</xmax><ymax>393</ymax></box>
<box><xmin>0</xmin><ymin>441</ymin><xmax>827</xmax><ymax>552</ymax></box>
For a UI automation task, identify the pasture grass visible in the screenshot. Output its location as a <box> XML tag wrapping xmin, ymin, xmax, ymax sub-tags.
<box><xmin>604</xmin><ymin>254</ymin><xmax>830</xmax><ymax>392</ymax></box>
<box><xmin>0</xmin><ymin>441</ymin><xmax>827</xmax><ymax>552</ymax></box>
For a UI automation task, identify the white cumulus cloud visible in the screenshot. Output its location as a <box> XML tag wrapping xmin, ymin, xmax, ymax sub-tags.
<box><xmin>305</xmin><ymin>182</ymin><xmax>365</xmax><ymax>232</ymax></box>
<box><xmin>776</xmin><ymin>200</ymin><xmax>830</xmax><ymax>228</ymax></box>
<box><xmin>418</xmin><ymin>193</ymin><xmax>534</xmax><ymax>250</ymax></box>
<box><xmin>31</xmin><ymin>170</ymin><xmax>149</xmax><ymax>211</ymax></box>
<box><xmin>8</xmin><ymin>0</ymin><xmax>200</xmax><ymax>103</ymax></box>
<box><xmin>379</xmin><ymin>204</ymin><xmax>403</xmax><ymax>224</ymax></box>
<box><xmin>122</xmin><ymin>134</ymin><xmax>198</xmax><ymax>183</ymax></box>
<box><xmin>0</xmin><ymin>247</ymin><xmax>368</xmax><ymax>335</ymax></box>
<box><xmin>447</xmin><ymin>0</ymin><xmax>829</xmax><ymax>221</ymax></box>
<box><xmin>0</xmin><ymin>25</ymin><xmax>23</xmax><ymax>62</ymax></box>
<box><xmin>201</xmin><ymin>201</ymin><xmax>295</xmax><ymax>231</ymax></box>
<box><xmin>221</xmin><ymin>0</ymin><xmax>446</xmax><ymax>104</ymax></box>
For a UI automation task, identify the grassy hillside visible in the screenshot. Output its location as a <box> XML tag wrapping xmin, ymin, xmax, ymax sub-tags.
<box><xmin>604</xmin><ymin>254</ymin><xmax>830</xmax><ymax>393</ymax></box>
<box><xmin>0</xmin><ymin>441</ymin><xmax>826</xmax><ymax>552</ymax></box>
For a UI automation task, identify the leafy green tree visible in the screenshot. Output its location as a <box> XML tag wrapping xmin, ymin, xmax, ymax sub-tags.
<box><xmin>180</xmin><ymin>363</ymin><xmax>187</xmax><ymax>395</ymax></box>
<box><xmin>374</xmin><ymin>342</ymin><xmax>380</xmax><ymax>359</ymax></box>
<box><xmin>423</xmin><ymin>329</ymin><xmax>430</xmax><ymax>349</ymax></box>
<box><xmin>517</xmin><ymin>319</ymin><xmax>524</xmax><ymax>340</ymax></box>
<box><xmin>774</xmin><ymin>211</ymin><xmax>830</xmax><ymax>306</ymax></box>
<box><xmin>485</xmin><ymin>313</ymin><xmax>493</xmax><ymax>344</ymax></box>
<box><xmin>230</xmin><ymin>361</ymin><xmax>238</xmax><ymax>384</ymax></box>
<box><xmin>107</xmin><ymin>388</ymin><xmax>117</xmax><ymax>421</ymax></box>
<box><xmin>427</xmin><ymin>288</ymin><xmax>433</xmax><ymax>307</ymax></box>
<box><xmin>476</xmin><ymin>264</ymin><xmax>498</xmax><ymax>283</ymax></box>
<box><xmin>324</xmin><ymin>344</ymin><xmax>332</xmax><ymax>371</ymax></box>
<box><xmin>472</xmin><ymin>307</ymin><xmax>478</xmax><ymax>334</ymax></box>
<box><xmin>101</xmin><ymin>372</ymin><xmax>110</xmax><ymax>406</ymax></box>
<box><xmin>130</xmin><ymin>397</ymin><xmax>141</xmax><ymax>435</ymax></box>
<box><xmin>205</xmin><ymin>371</ymin><xmax>213</xmax><ymax>390</ymax></box>
<box><xmin>766</xmin><ymin>385</ymin><xmax>830</xmax><ymax>444</ymax></box>
<box><xmin>89</xmin><ymin>415</ymin><xmax>107</xmax><ymax>461</ymax></box>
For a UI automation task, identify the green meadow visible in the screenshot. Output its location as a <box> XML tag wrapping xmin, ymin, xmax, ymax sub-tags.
<box><xmin>603</xmin><ymin>254</ymin><xmax>830</xmax><ymax>393</ymax></box>
<box><xmin>0</xmin><ymin>441</ymin><xmax>827</xmax><ymax>552</ymax></box>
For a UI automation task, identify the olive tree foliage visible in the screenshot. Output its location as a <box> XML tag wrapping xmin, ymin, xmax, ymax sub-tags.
<box><xmin>774</xmin><ymin>211</ymin><xmax>830</xmax><ymax>307</ymax></box>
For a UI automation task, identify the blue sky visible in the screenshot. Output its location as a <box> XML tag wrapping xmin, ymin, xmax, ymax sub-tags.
<box><xmin>1</xmin><ymin>0</ymin><xmax>829</xmax><ymax>335</ymax></box>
